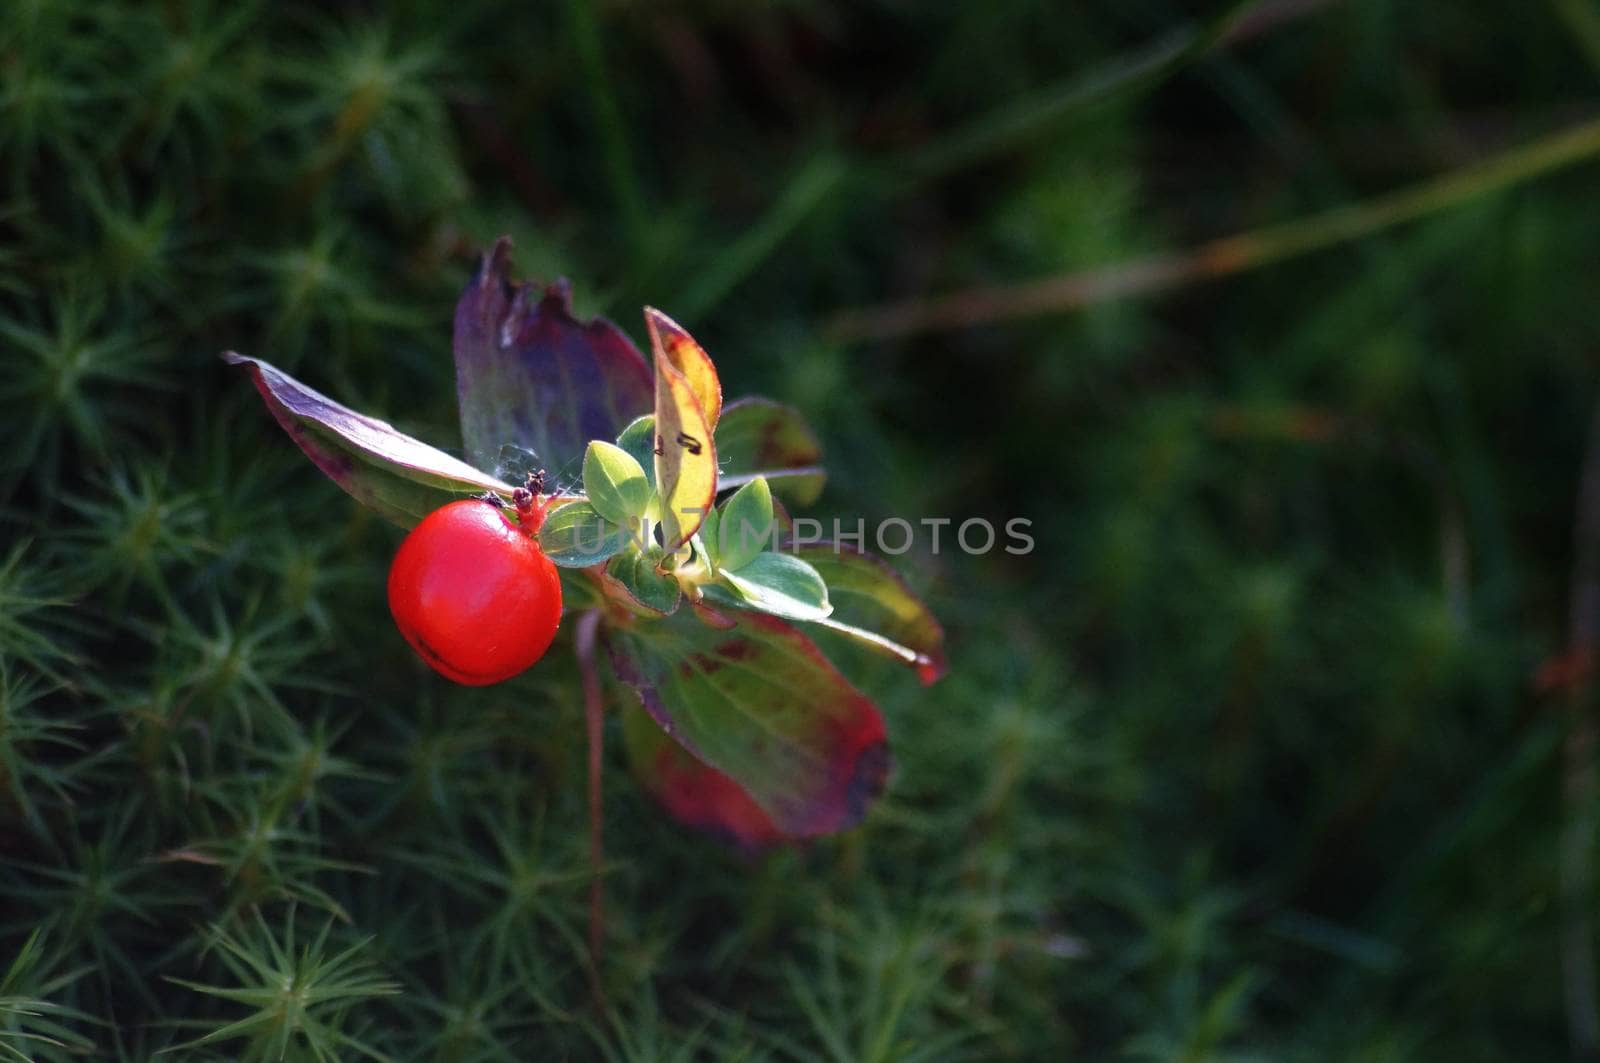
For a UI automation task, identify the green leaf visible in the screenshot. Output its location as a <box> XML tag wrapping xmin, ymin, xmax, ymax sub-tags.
<box><xmin>722</xmin><ymin>552</ymin><xmax>831</xmax><ymax>621</ymax></box>
<box><xmin>716</xmin><ymin>476</ymin><xmax>775</xmax><ymax>571</ymax></box>
<box><xmin>697</xmin><ymin>505</ymin><xmax>721</xmax><ymax>566</ymax></box>
<box><xmin>537</xmin><ymin>501</ymin><xmax>628</xmax><ymax>568</ymax></box>
<box><xmin>598</xmin><ymin>548</ymin><xmax>681</xmax><ymax>616</ymax></box>
<box><xmin>714</xmin><ymin>398</ymin><xmax>826</xmax><ymax>505</ymax></box>
<box><xmin>608</xmin><ymin>609</ymin><xmax>890</xmax><ymax>837</ymax></box>
<box><xmin>583</xmin><ymin>441</ymin><xmax>650</xmax><ymax>525</ymax></box>
<box><xmin>224</xmin><ymin>353</ymin><xmax>509</xmax><ymax>529</ymax></box>
<box><xmin>453</xmin><ymin>239</ymin><xmax>653</xmax><ymax>473</ymax></box>
<box><xmin>792</xmin><ymin>542</ymin><xmax>948</xmax><ymax>684</ymax></box>
<box><xmin>615</xmin><ymin>415</ymin><xmax>658</xmax><ymax>491</ymax></box>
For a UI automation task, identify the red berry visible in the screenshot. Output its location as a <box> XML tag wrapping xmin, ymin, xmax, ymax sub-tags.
<box><xmin>387</xmin><ymin>499</ymin><xmax>562</xmax><ymax>686</ymax></box>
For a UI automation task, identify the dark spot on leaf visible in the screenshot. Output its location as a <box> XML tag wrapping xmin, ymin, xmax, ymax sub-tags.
<box><xmin>714</xmin><ymin>638</ymin><xmax>755</xmax><ymax>662</ymax></box>
<box><xmin>680</xmin><ymin>637</ymin><xmax>756</xmax><ymax>678</ymax></box>
<box><xmin>844</xmin><ymin>739</ymin><xmax>892</xmax><ymax>823</ymax></box>
<box><xmin>680</xmin><ymin>651</ymin><xmax>716</xmax><ymax>678</ymax></box>
<box><xmin>756</xmin><ymin>415</ymin><xmax>788</xmax><ymax>464</ymax></box>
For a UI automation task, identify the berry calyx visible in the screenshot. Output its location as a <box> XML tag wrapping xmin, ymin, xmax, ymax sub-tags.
<box><xmin>507</xmin><ymin>469</ymin><xmax>553</xmax><ymax>533</ymax></box>
<box><xmin>387</xmin><ymin>498</ymin><xmax>562</xmax><ymax>686</ymax></box>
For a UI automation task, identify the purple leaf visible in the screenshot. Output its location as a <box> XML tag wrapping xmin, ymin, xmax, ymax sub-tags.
<box><xmin>224</xmin><ymin>353</ymin><xmax>509</xmax><ymax>528</ymax></box>
<box><xmin>453</xmin><ymin>238</ymin><xmax>653</xmax><ymax>476</ymax></box>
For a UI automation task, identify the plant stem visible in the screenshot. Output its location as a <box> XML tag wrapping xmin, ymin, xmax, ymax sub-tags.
<box><xmin>676</xmin><ymin>152</ymin><xmax>846</xmax><ymax>321</ymax></box>
<box><xmin>1564</xmin><ymin>395</ymin><xmax>1600</xmax><ymax>1062</ymax></box>
<box><xmin>574</xmin><ymin>607</ymin><xmax>607</xmax><ymax>1009</ymax></box>
<box><xmin>826</xmin><ymin>114</ymin><xmax>1600</xmax><ymax>341</ymax></box>
<box><xmin>1552</xmin><ymin>0</ymin><xmax>1600</xmax><ymax>74</ymax></box>
<box><xmin>662</xmin><ymin>0</ymin><xmax>1326</xmax><ymax>317</ymax></box>
<box><xmin>568</xmin><ymin>0</ymin><xmax>648</xmax><ymax>248</ymax></box>
<box><xmin>663</xmin><ymin>0</ymin><xmax>1323</xmax><ymax>318</ymax></box>
<box><xmin>896</xmin><ymin>0</ymin><xmax>1274</xmax><ymax>181</ymax></box>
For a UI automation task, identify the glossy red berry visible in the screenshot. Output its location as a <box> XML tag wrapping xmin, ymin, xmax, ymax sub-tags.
<box><xmin>387</xmin><ymin>499</ymin><xmax>562</xmax><ymax>686</ymax></box>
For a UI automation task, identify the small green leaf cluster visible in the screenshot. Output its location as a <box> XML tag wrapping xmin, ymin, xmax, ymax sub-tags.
<box><xmin>702</xmin><ymin>478</ymin><xmax>832</xmax><ymax>621</ymax></box>
<box><xmin>0</xmin><ymin>930</ymin><xmax>95</xmax><ymax>1060</ymax></box>
<box><xmin>543</xmin><ymin>422</ymin><xmax>835</xmax><ymax>631</ymax></box>
<box><xmin>163</xmin><ymin>908</ymin><xmax>400</xmax><ymax>1061</ymax></box>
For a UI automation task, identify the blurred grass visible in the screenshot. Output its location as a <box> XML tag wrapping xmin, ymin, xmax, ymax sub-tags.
<box><xmin>2</xmin><ymin>0</ymin><xmax>1599</xmax><ymax>1058</ymax></box>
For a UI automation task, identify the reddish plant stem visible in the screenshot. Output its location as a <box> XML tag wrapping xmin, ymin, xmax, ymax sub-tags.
<box><xmin>826</xmin><ymin>115</ymin><xmax>1600</xmax><ymax>341</ymax></box>
<box><xmin>1564</xmin><ymin>394</ymin><xmax>1600</xmax><ymax>1062</ymax></box>
<box><xmin>574</xmin><ymin>608</ymin><xmax>607</xmax><ymax>1009</ymax></box>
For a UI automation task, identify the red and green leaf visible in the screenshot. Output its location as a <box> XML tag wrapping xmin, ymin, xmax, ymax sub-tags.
<box><xmin>453</xmin><ymin>238</ymin><xmax>653</xmax><ymax>474</ymax></box>
<box><xmin>645</xmin><ymin>308</ymin><xmax>722</xmax><ymax>429</ymax></box>
<box><xmin>224</xmin><ymin>353</ymin><xmax>509</xmax><ymax>529</ymax></box>
<box><xmin>714</xmin><ymin>398</ymin><xmax>826</xmax><ymax>505</ymax></box>
<box><xmin>607</xmin><ymin>609</ymin><xmax>890</xmax><ymax>838</ymax></box>
<box><xmin>789</xmin><ymin>542</ymin><xmax>948</xmax><ymax>684</ymax></box>
<box><xmin>620</xmin><ymin>702</ymin><xmax>784</xmax><ymax>850</ymax></box>
<box><xmin>652</xmin><ymin>328</ymin><xmax>718</xmax><ymax>550</ymax></box>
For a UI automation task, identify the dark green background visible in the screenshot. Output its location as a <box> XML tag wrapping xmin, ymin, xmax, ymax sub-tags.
<box><xmin>3</xmin><ymin>0</ymin><xmax>1599</xmax><ymax>1058</ymax></box>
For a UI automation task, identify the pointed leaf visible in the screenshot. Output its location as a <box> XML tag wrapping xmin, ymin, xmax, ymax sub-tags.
<box><xmin>715</xmin><ymin>398</ymin><xmax>826</xmax><ymax>505</ymax></box>
<box><xmin>715</xmin><ymin>476</ymin><xmax>775</xmax><ymax>571</ymax></box>
<box><xmin>607</xmin><ymin>609</ymin><xmax>890</xmax><ymax>837</ymax></box>
<box><xmin>621</xmin><ymin>702</ymin><xmax>785</xmax><ymax>849</ymax></box>
<box><xmin>698</xmin><ymin>503</ymin><xmax>721</xmax><ymax>566</ymax></box>
<box><xmin>224</xmin><ymin>353</ymin><xmax>509</xmax><ymax>528</ymax></box>
<box><xmin>583</xmin><ymin>441</ymin><xmax>650</xmax><ymax>525</ymax></box>
<box><xmin>453</xmin><ymin>238</ymin><xmax>653</xmax><ymax>474</ymax></box>
<box><xmin>537</xmin><ymin>501</ymin><xmax>628</xmax><ymax>568</ymax></box>
<box><xmin>615</xmin><ymin>415</ymin><xmax>658</xmax><ymax>491</ymax></box>
<box><xmin>597</xmin><ymin>548</ymin><xmax>681</xmax><ymax>617</ymax></box>
<box><xmin>791</xmin><ymin>542</ymin><xmax>948</xmax><ymax>684</ymax></box>
<box><xmin>723</xmin><ymin>552</ymin><xmax>831</xmax><ymax>621</ymax></box>
<box><xmin>653</xmin><ymin>341</ymin><xmax>717</xmax><ymax>550</ymax></box>
<box><xmin>644</xmin><ymin>308</ymin><xmax>722</xmax><ymax>428</ymax></box>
